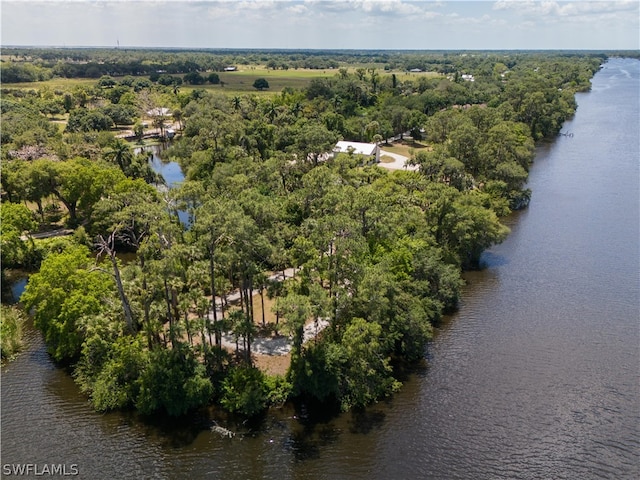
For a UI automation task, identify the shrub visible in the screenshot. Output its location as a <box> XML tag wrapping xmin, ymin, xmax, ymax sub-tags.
<box><xmin>135</xmin><ymin>344</ymin><xmax>213</xmax><ymax>416</ymax></box>
<box><xmin>220</xmin><ymin>366</ymin><xmax>267</xmax><ymax>417</ymax></box>
<box><xmin>0</xmin><ymin>305</ymin><xmax>25</xmax><ymax>361</ymax></box>
<box><xmin>88</xmin><ymin>335</ymin><xmax>149</xmax><ymax>412</ymax></box>
<box><xmin>264</xmin><ymin>375</ymin><xmax>292</xmax><ymax>407</ymax></box>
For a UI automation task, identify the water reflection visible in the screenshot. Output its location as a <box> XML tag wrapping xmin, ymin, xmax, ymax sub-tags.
<box><xmin>2</xmin><ymin>270</ymin><xmax>29</xmax><ymax>304</ymax></box>
<box><xmin>9</xmin><ymin>277</ymin><xmax>28</xmax><ymax>303</ymax></box>
<box><xmin>143</xmin><ymin>145</ymin><xmax>191</xmax><ymax>227</ymax></box>
<box><xmin>149</xmin><ymin>153</ymin><xmax>185</xmax><ymax>189</ymax></box>
<box><xmin>477</xmin><ymin>251</ymin><xmax>509</xmax><ymax>269</ymax></box>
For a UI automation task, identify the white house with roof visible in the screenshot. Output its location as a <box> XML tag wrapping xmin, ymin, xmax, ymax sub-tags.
<box><xmin>333</xmin><ymin>141</ymin><xmax>380</xmax><ymax>163</ymax></box>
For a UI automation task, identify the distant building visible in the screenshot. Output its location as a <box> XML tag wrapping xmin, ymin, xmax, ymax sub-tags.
<box><xmin>224</xmin><ymin>66</ymin><xmax>237</xmax><ymax>72</ymax></box>
<box><xmin>409</xmin><ymin>68</ymin><xmax>422</xmax><ymax>73</ymax></box>
<box><xmin>146</xmin><ymin>107</ymin><xmax>171</xmax><ymax>117</ymax></box>
<box><xmin>333</xmin><ymin>141</ymin><xmax>380</xmax><ymax>163</ymax></box>
<box><xmin>461</xmin><ymin>74</ymin><xmax>475</xmax><ymax>82</ymax></box>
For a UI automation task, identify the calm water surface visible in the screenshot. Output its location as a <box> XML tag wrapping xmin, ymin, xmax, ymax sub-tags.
<box><xmin>2</xmin><ymin>58</ymin><xmax>638</xmax><ymax>479</ymax></box>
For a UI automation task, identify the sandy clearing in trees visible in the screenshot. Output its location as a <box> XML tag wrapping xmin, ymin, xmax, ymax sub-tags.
<box><xmin>209</xmin><ymin>268</ymin><xmax>328</xmax><ymax>376</ymax></box>
<box><xmin>252</xmin><ymin>352</ymin><xmax>291</xmax><ymax>376</ymax></box>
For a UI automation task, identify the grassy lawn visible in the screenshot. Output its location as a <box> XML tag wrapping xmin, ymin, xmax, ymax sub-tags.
<box><xmin>381</xmin><ymin>139</ymin><xmax>431</xmax><ymax>158</ymax></box>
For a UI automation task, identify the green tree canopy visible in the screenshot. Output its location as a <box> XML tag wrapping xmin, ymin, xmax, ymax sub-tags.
<box><xmin>21</xmin><ymin>245</ymin><xmax>113</xmax><ymax>362</ymax></box>
<box><xmin>253</xmin><ymin>78</ymin><xmax>270</xmax><ymax>90</ymax></box>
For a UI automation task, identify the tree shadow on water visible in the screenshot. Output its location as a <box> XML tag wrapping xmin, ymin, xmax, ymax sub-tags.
<box><xmin>278</xmin><ymin>398</ymin><xmax>343</xmax><ymax>461</ymax></box>
<box><xmin>279</xmin><ymin>394</ymin><xmax>392</xmax><ymax>460</ymax></box>
<box><xmin>478</xmin><ymin>251</ymin><xmax>509</xmax><ymax>269</ymax></box>
<box><xmin>127</xmin><ymin>410</ymin><xmax>212</xmax><ymax>449</ymax></box>
<box><xmin>348</xmin><ymin>408</ymin><xmax>386</xmax><ymax>435</ymax></box>
<box><xmin>283</xmin><ymin>422</ymin><xmax>342</xmax><ymax>461</ymax></box>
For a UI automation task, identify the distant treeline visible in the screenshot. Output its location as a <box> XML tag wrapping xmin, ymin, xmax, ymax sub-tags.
<box><xmin>3</xmin><ymin>47</ymin><xmax>635</xmax><ymax>83</ymax></box>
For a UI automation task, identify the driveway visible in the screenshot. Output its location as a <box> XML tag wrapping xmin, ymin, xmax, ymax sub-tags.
<box><xmin>378</xmin><ymin>149</ymin><xmax>419</xmax><ymax>172</ymax></box>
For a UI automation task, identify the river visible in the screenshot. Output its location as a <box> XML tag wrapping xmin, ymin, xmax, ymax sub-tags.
<box><xmin>2</xmin><ymin>58</ymin><xmax>638</xmax><ymax>479</ymax></box>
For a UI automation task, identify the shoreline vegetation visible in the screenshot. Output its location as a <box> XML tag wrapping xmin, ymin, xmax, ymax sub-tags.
<box><xmin>0</xmin><ymin>305</ymin><xmax>25</xmax><ymax>363</ymax></box>
<box><xmin>1</xmin><ymin>48</ymin><xmax>604</xmax><ymax>417</ymax></box>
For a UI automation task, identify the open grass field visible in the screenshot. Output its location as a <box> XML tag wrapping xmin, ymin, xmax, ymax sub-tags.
<box><xmin>1</xmin><ymin>67</ymin><xmax>334</xmax><ymax>95</ymax></box>
<box><xmin>1</xmin><ymin>66</ymin><xmax>442</xmax><ymax>96</ymax></box>
<box><xmin>187</xmin><ymin>66</ymin><xmax>335</xmax><ymax>94</ymax></box>
<box><xmin>1</xmin><ymin>77</ymin><xmax>97</xmax><ymax>91</ymax></box>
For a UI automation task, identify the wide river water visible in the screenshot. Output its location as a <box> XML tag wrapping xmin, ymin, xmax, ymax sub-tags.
<box><xmin>2</xmin><ymin>58</ymin><xmax>638</xmax><ymax>479</ymax></box>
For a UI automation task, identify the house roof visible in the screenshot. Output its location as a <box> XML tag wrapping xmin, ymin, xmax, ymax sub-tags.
<box><xmin>334</xmin><ymin>141</ymin><xmax>378</xmax><ymax>156</ymax></box>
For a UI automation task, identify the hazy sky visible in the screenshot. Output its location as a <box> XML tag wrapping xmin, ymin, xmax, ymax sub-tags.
<box><xmin>1</xmin><ymin>1</ymin><xmax>638</xmax><ymax>50</ymax></box>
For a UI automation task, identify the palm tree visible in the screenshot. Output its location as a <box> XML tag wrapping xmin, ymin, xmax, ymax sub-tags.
<box><xmin>290</xmin><ymin>101</ymin><xmax>302</xmax><ymax>117</ymax></box>
<box><xmin>152</xmin><ymin>114</ymin><xmax>166</xmax><ymax>139</ymax></box>
<box><xmin>264</xmin><ymin>102</ymin><xmax>278</xmax><ymax>122</ymax></box>
<box><xmin>332</xmin><ymin>95</ymin><xmax>342</xmax><ymax>111</ymax></box>
<box><xmin>369</xmin><ymin>68</ymin><xmax>379</xmax><ymax>93</ymax></box>
<box><xmin>172</xmin><ymin>109</ymin><xmax>183</xmax><ymax>131</ymax></box>
<box><xmin>104</xmin><ymin>138</ymin><xmax>133</xmax><ymax>174</ymax></box>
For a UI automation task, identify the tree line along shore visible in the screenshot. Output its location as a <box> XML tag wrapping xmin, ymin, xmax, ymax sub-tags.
<box><xmin>1</xmin><ymin>49</ymin><xmax>604</xmax><ymax>417</ymax></box>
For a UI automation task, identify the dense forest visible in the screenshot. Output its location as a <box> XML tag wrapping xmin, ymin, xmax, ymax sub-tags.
<box><xmin>1</xmin><ymin>49</ymin><xmax>603</xmax><ymax>416</ymax></box>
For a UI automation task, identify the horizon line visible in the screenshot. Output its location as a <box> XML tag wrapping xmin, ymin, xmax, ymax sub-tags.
<box><xmin>2</xmin><ymin>45</ymin><xmax>637</xmax><ymax>53</ymax></box>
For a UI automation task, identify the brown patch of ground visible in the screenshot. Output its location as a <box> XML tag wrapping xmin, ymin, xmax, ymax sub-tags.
<box><xmin>252</xmin><ymin>352</ymin><xmax>291</xmax><ymax>376</ymax></box>
<box><xmin>178</xmin><ymin>289</ymin><xmax>297</xmax><ymax>377</ymax></box>
<box><xmin>252</xmin><ymin>290</ymin><xmax>278</xmax><ymax>326</ymax></box>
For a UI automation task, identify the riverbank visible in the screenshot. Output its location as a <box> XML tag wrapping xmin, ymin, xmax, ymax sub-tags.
<box><xmin>0</xmin><ymin>305</ymin><xmax>25</xmax><ymax>363</ymax></box>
